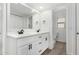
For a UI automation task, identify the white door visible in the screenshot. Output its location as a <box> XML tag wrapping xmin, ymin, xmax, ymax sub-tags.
<box><xmin>77</xmin><ymin>3</ymin><xmax>79</xmax><ymax>55</ymax></box>
<box><xmin>77</xmin><ymin>35</ymin><xmax>79</xmax><ymax>54</ymax></box>
<box><xmin>0</xmin><ymin>4</ymin><xmax>3</xmax><ymax>55</ymax></box>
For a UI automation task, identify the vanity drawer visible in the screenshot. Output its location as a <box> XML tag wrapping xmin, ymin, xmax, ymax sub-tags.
<box><xmin>42</xmin><ymin>33</ymin><xmax>49</xmax><ymax>39</ymax></box>
<box><xmin>17</xmin><ymin>33</ymin><xmax>49</xmax><ymax>48</ymax></box>
<box><xmin>29</xmin><ymin>39</ymin><xmax>43</xmax><ymax>55</ymax></box>
<box><xmin>17</xmin><ymin>35</ymin><xmax>41</xmax><ymax>47</ymax></box>
<box><xmin>41</xmin><ymin>33</ymin><xmax>49</xmax><ymax>50</ymax></box>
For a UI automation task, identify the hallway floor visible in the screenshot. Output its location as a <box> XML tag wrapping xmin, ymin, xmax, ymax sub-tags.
<box><xmin>42</xmin><ymin>41</ymin><xmax>66</xmax><ymax>55</ymax></box>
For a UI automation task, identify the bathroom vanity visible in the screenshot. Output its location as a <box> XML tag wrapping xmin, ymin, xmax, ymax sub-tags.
<box><xmin>6</xmin><ymin>32</ymin><xmax>49</xmax><ymax>55</ymax></box>
<box><xmin>5</xmin><ymin>3</ymin><xmax>53</xmax><ymax>55</ymax></box>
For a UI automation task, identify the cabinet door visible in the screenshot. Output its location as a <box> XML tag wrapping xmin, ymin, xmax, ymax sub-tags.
<box><xmin>17</xmin><ymin>44</ymin><xmax>28</xmax><ymax>55</ymax></box>
<box><xmin>28</xmin><ymin>40</ymin><xmax>43</xmax><ymax>55</ymax></box>
<box><xmin>40</xmin><ymin>34</ymin><xmax>49</xmax><ymax>53</ymax></box>
<box><xmin>28</xmin><ymin>34</ymin><xmax>49</xmax><ymax>55</ymax></box>
<box><xmin>42</xmin><ymin>37</ymin><xmax>48</xmax><ymax>48</ymax></box>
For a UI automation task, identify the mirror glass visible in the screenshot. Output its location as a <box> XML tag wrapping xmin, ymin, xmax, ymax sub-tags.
<box><xmin>7</xmin><ymin>3</ymin><xmax>37</xmax><ymax>33</ymax></box>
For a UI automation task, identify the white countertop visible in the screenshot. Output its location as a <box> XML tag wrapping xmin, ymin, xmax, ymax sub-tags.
<box><xmin>7</xmin><ymin>29</ymin><xmax>49</xmax><ymax>38</ymax></box>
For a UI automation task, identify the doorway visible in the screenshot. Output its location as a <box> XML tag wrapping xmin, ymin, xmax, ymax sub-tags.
<box><xmin>53</xmin><ymin>8</ymin><xmax>66</xmax><ymax>54</ymax></box>
<box><xmin>42</xmin><ymin>8</ymin><xmax>67</xmax><ymax>55</ymax></box>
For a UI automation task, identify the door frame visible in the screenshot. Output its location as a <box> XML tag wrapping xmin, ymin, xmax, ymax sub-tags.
<box><xmin>53</xmin><ymin>3</ymin><xmax>76</xmax><ymax>55</ymax></box>
<box><xmin>2</xmin><ymin>3</ymin><xmax>7</xmax><ymax>55</ymax></box>
<box><xmin>66</xmin><ymin>4</ymin><xmax>76</xmax><ymax>55</ymax></box>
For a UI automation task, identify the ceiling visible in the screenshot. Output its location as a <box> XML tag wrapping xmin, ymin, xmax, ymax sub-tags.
<box><xmin>10</xmin><ymin>3</ymin><xmax>68</xmax><ymax>16</ymax></box>
<box><xmin>26</xmin><ymin>3</ymin><xmax>66</xmax><ymax>12</ymax></box>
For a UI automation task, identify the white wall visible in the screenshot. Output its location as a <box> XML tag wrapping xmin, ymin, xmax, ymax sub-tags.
<box><xmin>7</xmin><ymin>14</ymin><xmax>28</xmax><ymax>32</ymax></box>
<box><xmin>77</xmin><ymin>3</ymin><xmax>79</xmax><ymax>55</ymax></box>
<box><xmin>44</xmin><ymin>10</ymin><xmax>55</xmax><ymax>49</ymax></box>
<box><xmin>49</xmin><ymin>10</ymin><xmax>56</xmax><ymax>49</ymax></box>
<box><xmin>0</xmin><ymin>14</ymin><xmax>2</xmax><ymax>54</ymax></box>
<box><xmin>0</xmin><ymin>12</ymin><xmax>2</xmax><ymax>34</ymax></box>
<box><xmin>0</xmin><ymin>5</ymin><xmax>2</xmax><ymax>55</ymax></box>
<box><xmin>0</xmin><ymin>12</ymin><xmax>2</xmax><ymax>46</ymax></box>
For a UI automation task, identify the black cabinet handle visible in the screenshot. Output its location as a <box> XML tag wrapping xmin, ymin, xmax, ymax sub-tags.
<box><xmin>39</xmin><ymin>36</ymin><xmax>42</xmax><ymax>38</ymax></box>
<box><xmin>29</xmin><ymin>44</ymin><xmax>31</xmax><ymax>50</ymax></box>
<box><xmin>30</xmin><ymin>44</ymin><xmax>32</xmax><ymax>49</ymax></box>
<box><xmin>28</xmin><ymin>44</ymin><xmax>32</xmax><ymax>50</ymax></box>
<box><xmin>39</xmin><ymin>42</ymin><xmax>42</xmax><ymax>44</ymax></box>
<box><xmin>77</xmin><ymin>32</ymin><xmax>79</xmax><ymax>34</ymax></box>
<box><xmin>45</xmin><ymin>37</ymin><xmax>47</xmax><ymax>41</ymax></box>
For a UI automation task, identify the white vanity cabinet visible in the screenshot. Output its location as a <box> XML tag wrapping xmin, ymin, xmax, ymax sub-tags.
<box><xmin>28</xmin><ymin>39</ymin><xmax>43</xmax><ymax>55</ymax></box>
<box><xmin>28</xmin><ymin>34</ymin><xmax>49</xmax><ymax>55</ymax></box>
<box><xmin>6</xmin><ymin>32</ymin><xmax>49</xmax><ymax>55</ymax></box>
<box><xmin>17</xmin><ymin>44</ymin><xmax>28</xmax><ymax>55</ymax></box>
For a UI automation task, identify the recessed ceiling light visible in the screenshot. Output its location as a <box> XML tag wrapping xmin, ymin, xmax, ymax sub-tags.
<box><xmin>32</xmin><ymin>9</ymin><xmax>40</xmax><ymax>13</ymax></box>
<box><xmin>39</xmin><ymin>6</ymin><xmax>43</xmax><ymax>9</ymax></box>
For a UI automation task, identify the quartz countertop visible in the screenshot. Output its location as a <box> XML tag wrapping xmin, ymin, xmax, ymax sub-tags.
<box><xmin>7</xmin><ymin>30</ymin><xmax>49</xmax><ymax>39</ymax></box>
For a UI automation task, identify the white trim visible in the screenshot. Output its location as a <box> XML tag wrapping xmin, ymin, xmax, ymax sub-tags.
<box><xmin>20</xmin><ymin>3</ymin><xmax>40</xmax><ymax>13</ymax></box>
<box><xmin>2</xmin><ymin>3</ymin><xmax>7</xmax><ymax>55</ymax></box>
<box><xmin>66</xmin><ymin>4</ymin><xmax>76</xmax><ymax>55</ymax></box>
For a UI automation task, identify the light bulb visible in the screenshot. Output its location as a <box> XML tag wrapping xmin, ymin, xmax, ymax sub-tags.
<box><xmin>39</xmin><ymin>6</ymin><xmax>43</xmax><ymax>9</ymax></box>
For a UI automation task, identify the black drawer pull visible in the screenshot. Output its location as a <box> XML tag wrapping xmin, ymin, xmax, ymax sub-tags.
<box><xmin>30</xmin><ymin>44</ymin><xmax>32</xmax><ymax>49</ymax></box>
<box><xmin>39</xmin><ymin>36</ymin><xmax>42</xmax><ymax>38</ymax></box>
<box><xmin>28</xmin><ymin>44</ymin><xmax>31</xmax><ymax>50</ymax></box>
<box><xmin>39</xmin><ymin>42</ymin><xmax>42</xmax><ymax>44</ymax></box>
<box><xmin>29</xmin><ymin>44</ymin><xmax>32</xmax><ymax>50</ymax></box>
<box><xmin>77</xmin><ymin>32</ymin><xmax>79</xmax><ymax>34</ymax></box>
<box><xmin>45</xmin><ymin>37</ymin><xmax>47</xmax><ymax>41</ymax></box>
